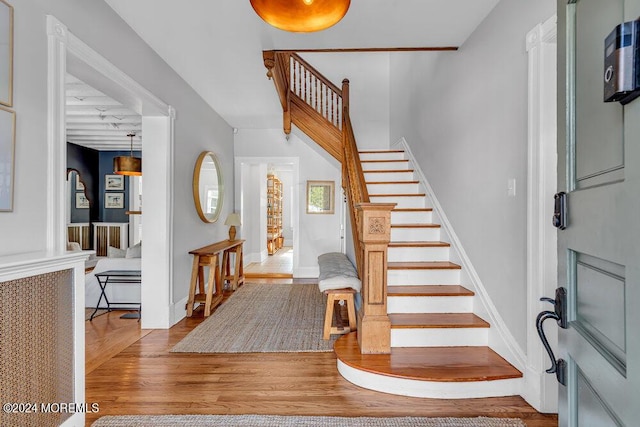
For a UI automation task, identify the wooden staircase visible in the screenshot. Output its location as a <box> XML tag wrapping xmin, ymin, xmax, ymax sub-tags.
<box><xmin>262</xmin><ymin>52</ymin><xmax>522</xmax><ymax>399</ymax></box>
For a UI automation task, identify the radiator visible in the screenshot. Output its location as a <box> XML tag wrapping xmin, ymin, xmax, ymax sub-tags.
<box><xmin>0</xmin><ymin>270</ymin><xmax>75</xmax><ymax>427</ymax></box>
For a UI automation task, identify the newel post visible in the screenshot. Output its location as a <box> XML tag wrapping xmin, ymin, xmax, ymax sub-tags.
<box><xmin>342</xmin><ymin>79</ymin><xmax>350</xmax><ymax>111</ymax></box>
<box><xmin>355</xmin><ymin>202</ymin><xmax>395</xmax><ymax>354</ymax></box>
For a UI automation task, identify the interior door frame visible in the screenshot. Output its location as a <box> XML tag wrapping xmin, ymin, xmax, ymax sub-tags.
<box><xmin>525</xmin><ymin>14</ymin><xmax>559</xmax><ymax>413</ymax></box>
<box><xmin>46</xmin><ymin>15</ymin><xmax>175</xmax><ymax>328</ymax></box>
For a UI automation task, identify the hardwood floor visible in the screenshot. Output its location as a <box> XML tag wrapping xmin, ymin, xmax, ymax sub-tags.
<box><xmin>85</xmin><ymin>280</ymin><xmax>557</xmax><ymax>427</ymax></box>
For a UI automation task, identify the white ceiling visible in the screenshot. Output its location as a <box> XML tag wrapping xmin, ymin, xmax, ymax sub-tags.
<box><xmin>104</xmin><ymin>0</ymin><xmax>499</xmax><ymax>130</ymax></box>
<box><xmin>66</xmin><ymin>74</ymin><xmax>142</xmax><ymax>151</ymax></box>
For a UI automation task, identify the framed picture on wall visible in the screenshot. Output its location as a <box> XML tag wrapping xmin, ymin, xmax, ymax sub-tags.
<box><xmin>105</xmin><ymin>174</ymin><xmax>124</xmax><ymax>190</ymax></box>
<box><xmin>75</xmin><ymin>174</ymin><xmax>84</xmax><ymax>191</ymax></box>
<box><xmin>105</xmin><ymin>192</ymin><xmax>124</xmax><ymax>209</ymax></box>
<box><xmin>0</xmin><ymin>0</ymin><xmax>13</xmax><ymax>107</ymax></box>
<box><xmin>306</xmin><ymin>180</ymin><xmax>335</xmax><ymax>214</ymax></box>
<box><xmin>0</xmin><ymin>105</ymin><xmax>15</xmax><ymax>212</ymax></box>
<box><xmin>75</xmin><ymin>193</ymin><xmax>89</xmax><ymax>209</ymax></box>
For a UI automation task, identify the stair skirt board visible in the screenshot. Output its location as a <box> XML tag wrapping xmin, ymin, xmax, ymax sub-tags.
<box><xmin>387</xmin><ymin>295</ymin><xmax>472</xmax><ymax>313</ymax></box>
<box><xmin>337</xmin><ymin>360</ymin><xmax>522</xmax><ymax>399</ymax></box>
<box><xmin>388</xmin><ymin>246</ymin><xmax>449</xmax><ymax>262</ymax></box>
<box><xmin>388</xmin><ymin>269</ymin><xmax>460</xmax><ymax>285</ymax></box>
<box><xmin>391</xmin><ymin>328</ymin><xmax>488</xmax><ymax>347</ymax></box>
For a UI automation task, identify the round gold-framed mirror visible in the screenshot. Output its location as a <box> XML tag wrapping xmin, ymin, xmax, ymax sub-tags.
<box><xmin>193</xmin><ymin>151</ymin><xmax>224</xmax><ymax>223</ymax></box>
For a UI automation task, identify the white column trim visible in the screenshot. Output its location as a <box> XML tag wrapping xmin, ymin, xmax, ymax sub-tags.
<box><xmin>46</xmin><ymin>16</ymin><xmax>69</xmax><ymax>253</ymax></box>
<box><xmin>46</xmin><ymin>15</ymin><xmax>175</xmax><ymax>329</ymax></box>
<box><xmin>524</xmin><ymin>14</ymin><xmax>559</xmax><ymax>413</ymax></box>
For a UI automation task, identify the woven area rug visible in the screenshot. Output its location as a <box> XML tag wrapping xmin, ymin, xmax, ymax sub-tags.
<box><xmin>91</xmin><ymin>415</ymin><xmax>526</xmax><ymax>427</ymax></box>
<box><xmin>85</xmin><ymin>308</ymin><xmax>108</xmax><ymax>321</ymax></box>
<box><xmin>172</xmin><ymin>283</ymin><xmax>336</xmax><ymax>353</ymax></box>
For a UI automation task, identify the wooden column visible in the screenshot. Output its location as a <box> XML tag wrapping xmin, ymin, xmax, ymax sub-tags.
<box><xmin>355</xmin><ymin>202</ymin><xmax>395</xmax><ymax>354</ymax></box>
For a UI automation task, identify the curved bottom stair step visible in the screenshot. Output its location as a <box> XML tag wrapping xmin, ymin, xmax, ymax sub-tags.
<box><xmin>334</xmin><ymin>333</ymin><xmax>522</xmax><ymax>399</ymax></box>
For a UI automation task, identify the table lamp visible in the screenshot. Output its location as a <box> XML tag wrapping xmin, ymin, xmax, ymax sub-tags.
<box><xmin>225</xmin><ymin>213</ymin><xmax>241</xmax><ymax>241</ymax></box>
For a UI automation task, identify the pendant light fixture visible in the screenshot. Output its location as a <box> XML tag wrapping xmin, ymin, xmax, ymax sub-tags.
<box><xmin>249</xmin><ymin>0</ymin><xmax>350</xmax><ymax>33</ymax></box>
<box><xmin>113</xmin><ymin>133</ymin><xmax>142</xmax><ymax>176</ymax></box>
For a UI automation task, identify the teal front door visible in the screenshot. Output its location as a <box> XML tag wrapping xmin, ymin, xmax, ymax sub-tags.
<box><xmin>557</xmin><ymin>0</ymin><xmax>640</xmax><ymax>425</ymax></box>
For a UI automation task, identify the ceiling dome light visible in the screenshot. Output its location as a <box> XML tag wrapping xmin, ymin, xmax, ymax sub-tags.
<box><xmin>250</xmin><ymin>0</ymin><xmax>350</xmax><ymax>33</ymax></box>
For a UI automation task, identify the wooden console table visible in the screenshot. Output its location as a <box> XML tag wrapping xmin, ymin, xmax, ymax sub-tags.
<box><xmin>186</xmin><ymin>239</ymin><xmax>245</xmax><ymax>317</ymax></box>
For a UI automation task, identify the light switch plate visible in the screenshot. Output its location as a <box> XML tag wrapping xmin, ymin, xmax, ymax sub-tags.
<box><xmin>507</xmin><ymin>178</ymin><xmax>516</xmax><ymax>197</ymax></box>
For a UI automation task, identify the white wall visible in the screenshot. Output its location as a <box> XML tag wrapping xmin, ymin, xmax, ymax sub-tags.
<box><xmin>389</xmin><ymin>0</ymin><xmax>555</xmax><ymax>349</ymax></box>
<box><xmin>234</xmin><ymin>129</ymin><xmax>342</xmax><ymax>277</ymax></box>
<box><xmin>299</xmin><ymin>52</ymin><xmax>391</xmax><ymax>149</ymax></box>
<box><xmin>4</xmin><ymin>0</ymin><xmax>233</xmax><ymax>316</ymax></box>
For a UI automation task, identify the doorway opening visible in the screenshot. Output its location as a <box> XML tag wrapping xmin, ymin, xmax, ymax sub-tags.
<box><xmin>235</xmin><ymin>157</ymin><xmax>299</xmax><ymax>279</ymax></box>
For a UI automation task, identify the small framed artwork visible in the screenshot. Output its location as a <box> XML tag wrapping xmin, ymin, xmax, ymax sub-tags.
<box><xmin>105</xmin><ymin>174</ymin><xmax>124</xmax><ymax>190</ymax></box>
<box><xmin>0</xmin><ymin>105</ymin><xmax>15</xmax><ymax>212</ymax></box>
<box><xmin>75</xmin><ymin>174</ymin><xmax>84</xmax><ymax>191</ymax></box>
<box><xmin>105</xmin><ymin>192</ymin><xmax>124</xmax><ymax>209</ymax></box>
<box><xmin>0</xmin><ymin>0</ymin><xmax>13</xmax><ymax>107</ymax></box>
<box><xmin>75</xmin><ymin>193</ymin><xmax>90</xmax><ymax>209</ymax></box>
<box><xmin>306</xmin><ymin>180</ymin><xmax>335</xmax><ymax>214</ymax></box>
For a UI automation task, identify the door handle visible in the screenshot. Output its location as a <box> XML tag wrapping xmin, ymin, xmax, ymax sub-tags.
<box><xmin>536</xmin><ymin>287</ymin><xmax>568</xmax><ymax>385</ymax></box>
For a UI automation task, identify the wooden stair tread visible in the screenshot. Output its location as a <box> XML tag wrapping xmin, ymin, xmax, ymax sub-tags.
<box><xmin>391</xmin><ymin>223</ymin><xmax>440</xmax><ymax>228</ymax></box>
<box><xmin>361</xmin><ymin>159</ymin><xmax>410</xmax><ymax>163</ymax></box>
<box><xmin>363</xmin><ymin>169</ymin><xmax>415</xmax><ymax>173</ymax></box>
<box><xmin>370</xmin><ymin>193</ymin><xmax>425</xmax><ymax>197</ymax></box>
<box><xmin>388</xmin><ymin>285</ymin><xmax>473</xmax><ymax>297</ymax></box>
<box><xmin>367</xmin><ymin>181</ymin><xmax>420</xmax><ymax>184</ymax></box>
<box><xmin>359</xmin><ymin>150</ymin><xmax>405</xmax><ymax>153</ymax></box>
<box><xmin>389</xmin><ymin>313</ymin><xmax>489</xmax><ymax>328</ymax></box>
<box><xmin>392</xmin><ymin>208</ymin><xmax>432</xmax><ymax>212</ymax></box>
<box><xmin>335</xmin><ymin>333</ymin><xmax>522</xmax><ymax>382</ymax></box>
<box><xmin>388</xmin><ymin>261</ymin><xmax>461</xmax><ymax>270</ymax></box>
<box><xmin>389</xmin><ymin>241</ymin><xmax>450</xmax><ymax>248</ymax></box>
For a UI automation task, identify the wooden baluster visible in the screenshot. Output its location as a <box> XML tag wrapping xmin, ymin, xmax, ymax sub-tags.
<box><xmin>293</xmin><ymin>59</ymin><xmax>297</xmax><ymax>96</ymax></box>
<box><xmin>324</xmin><ymin>84</ymin><xmax>328</xmax><ymax>121</ymax></box>
<box><xmin>303</xmin><ymin>67</ymin><xmax>307</xmax><ymax>103</ymax></box>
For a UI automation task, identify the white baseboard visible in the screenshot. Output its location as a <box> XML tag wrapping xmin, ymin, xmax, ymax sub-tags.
<box><xmin>293</xmin><ymin>266</ymin><xmax>319</xmax><ymax>278</ymax></box>
<box><xmin>170</xmin><ymin>295</ymin><xmax>189</xmax><ymax>327</ymax></box>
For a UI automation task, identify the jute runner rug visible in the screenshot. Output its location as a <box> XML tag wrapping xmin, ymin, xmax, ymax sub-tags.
<box><xmin>171</xmin><ymin>283</ymin><xmax>336</xmax><ymax>353</ymax></box>
<box><xmin>91</xmin><ymin>415</ymin><xmax>526</xmax><ymax>427</ymax></box>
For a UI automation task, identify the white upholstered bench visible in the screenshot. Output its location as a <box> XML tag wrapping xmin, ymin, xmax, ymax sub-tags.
<box><xmin>317</xmin><ymin>253</ymin><xmax>361</xmax><ymax>340</ymax></box>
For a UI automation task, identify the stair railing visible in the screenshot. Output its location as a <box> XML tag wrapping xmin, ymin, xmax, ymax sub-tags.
<box><xmin>263</xmin><ymin>51</ymin><xmax>393</xmax><ymax>353</ymax></box>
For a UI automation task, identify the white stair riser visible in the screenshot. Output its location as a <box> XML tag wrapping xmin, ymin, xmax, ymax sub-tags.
<box><xmin>388</xmin><ymin>269</ymin><xmax>461</xmax><ymax>285</ymax></box>
<box><xmin>337</xmin><ymin>361</ymin><xmax>523</xmax><ymax>399</ymax></box>
<box><xmin>388</xmin><ymin>246</ymin><xmax>449</xmax><ymax>262</ymax></box>
<box><xmin>361</xmin><ymin>161</ymin><xmax>410</xmax><ymax>171</ymax></box>
<box><xmin>391</xmin><ymin>210</ymin><xmax>433</xmax><ymax>224</ymax></box>
<box><xmin>367</xmin><ymin>183</ymin><xmax>420</xmax><ymax>194</ymax></box>
<box><xmin>371</xmin><ymin>195</ymin><xmax>424</xmax><ymax>209</ymax></box>
<box><xmin>364</xmin><ymin>171</ymin><xmax>415</xmax><ymax>181</ymax></box>
<box><xmin>359</xmin><ymin>152</ymin><xmax>405</xmax><ymax>161</ymax></box>
<box><xmin>391</xmin><ymin>328</ymin><xmax>488</xmax><ymax>347</ymax></box>
<box><xmin>387</xmin><ymin>295</ymin><xmax>472</xmax><ymax>313</ymax></box>
<box><xmin>391</xmin><ymin>227</ymin><xmax>440</xmax><ymax>241</ymax></box>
